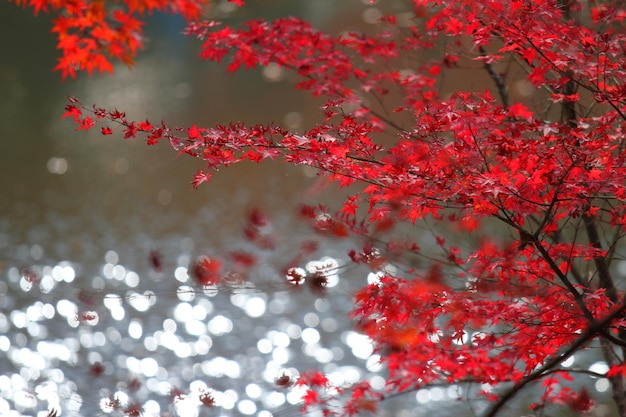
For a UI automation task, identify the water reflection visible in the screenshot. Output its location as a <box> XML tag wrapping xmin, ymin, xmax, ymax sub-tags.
<box><xmin>1</xmin><ymin>240</ymin><xmax>375</xmax><ymax>416</ymax></box>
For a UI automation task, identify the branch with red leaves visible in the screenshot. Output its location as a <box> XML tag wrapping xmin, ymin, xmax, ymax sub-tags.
<box><xmin>10</xmin><ymin>0</ymin><xmax>248</xmax><ymax>78</ymax></box>
<box><xmin>486</xmin><ymin>297</ymin><xmax>626</xmax><ymax>417</ymax></box>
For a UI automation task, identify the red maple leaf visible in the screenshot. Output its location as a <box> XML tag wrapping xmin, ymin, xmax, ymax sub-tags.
<box><xmin>191</xmin><ymin>256</ymin><xmax>222</xmax><ymax>286</ymax></box>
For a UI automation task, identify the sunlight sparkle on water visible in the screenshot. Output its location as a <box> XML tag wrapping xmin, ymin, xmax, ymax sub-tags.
<box><xmin>0</xmin><ymin>335</ymin><xmax>10</xmax><ymax>351</ymax></box>
<box><xmin>257</xmin><ymin>338</ymin><xmax>272</xmax><ymax>354</ymax></box>
<box><xmin>268</xmin><ymin>330</ymin><xmax>290</xmax><ymax>348</ymax></box>
<box><xmin>201</xmin><ymin>357</ymin><xmax>241</xmax><ymax>378</ymax></box>
<box><xmin>416</xmin><ymin>388</ymin><xmax>430</xmax><ymax>404</ymax></box>
<box><xmin>128</xmin><ymin>319</ymin><xmax>143</xmax><ymax>339</ymax></box>
<box><xmin>127</xmin><ymin>291</ymin><xmax>156</xmax><ymax>312</ymax></box>
<box><xmin>304</xmin><ymin>312</ymin><xmax>319</xmax><ymax>327</ymax></box>
<box><xmin>238</xmin><ymin>398</ymin><xmax>257</xmax><ymax>415</ymax></box>
<box><xmin>47</xmin><ymin>157</ymin><xmax>68</xmax><ymax>174</ymax></box>
<box><xmin>271</xmin><ymin>347</ymin><xmax>290</xmax><ymax>365</ymax></box>
<box><xmin>561</xmin><ymin>355</ymin><xmax>575</xmax><ymax>367</ymax></box>
<box><xmin>245</xmin><ymin>383</ymin><xmax>262</xmax><ymax>399</ymax></box>
<box><xmin>344</xmin><ymin>331</ymin><xmax>373</xmax><ymax>359</ymax></box>
<box><xmin>175</xmin><ymin>266</ymin><xmax>189</xmax><ymax>282</ymax></box>
<box><xmin>301</xmin><ymin>327</ymin><xmax>320</xmax><ymax>344</ymax></box>
<box><xmin>244</xmin><ymin>296</ymin><xmax>266</xmax><ymax>317</ymax></box>
<box><xmin>208</xmin><ymin>315</ymin><xmax>233</xmax><ymax>335</ymax></box>
<box><xmin>143</xmin><ymin>400</ymin><xmax>160</xmax><ymax>416</ymax></box>
<box><xmin>596</xmin><ymin>378</ymin><xmax>610</xmax><ymax>392</ymax></box>
<box><xmin>52</xmin><ymin>262</ymin><xmax>75</xmax><ymax>283</ymax></box>
<box><xmin>366</xmin><ymin>355</ymin><xmax>382</xmax><ymax>372</ymax></box>
<box><xmin>2</xmin><ymin>242</ymin><xmax>402</xmax><ymax>416</ymax></box>
<box><xmin>177</xmin><ymin>285</ymin><xmax>195</xmax><ymax>301</ymax></box>
<box><xmin>589</xmin><ymin>361</ymin><xmax>609</xmax><ymax>375</ymax></box>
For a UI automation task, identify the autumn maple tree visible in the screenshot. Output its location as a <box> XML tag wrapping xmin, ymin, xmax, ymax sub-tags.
<box><xmin>12</xmin><ymin>0</ymin><xmax>626</xmax><ymax>415</ymax></box>
<box><xmin>11</xmin><ymin>0</ymin><xmax>212</xmax><ymax>78</ymax></box>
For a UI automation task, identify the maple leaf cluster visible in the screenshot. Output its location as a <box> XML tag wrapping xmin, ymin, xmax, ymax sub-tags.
<box><xmin>16</xmin><ymin>0</ymin><xmax>626</xmax><ymax>415</ymax></box>
<box><xmin>11</xmin><ymin>0</ymin><xmax>248</xmax><ymax>78</ymax></box>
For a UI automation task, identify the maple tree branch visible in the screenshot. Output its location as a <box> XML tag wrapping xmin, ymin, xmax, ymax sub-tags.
<box><xmin>479</xmin><ymin>46</ymin><xmax>509</xmax><ymax>109</ymax></box>
<box><xmin>492</xmin><ymin>211</ymin><xmax>597</xmax><ymax>325</ymax></box>
<box><xmin>368</xmin><ymin>89</ymin><xmax>398</xmax><ymax>127</ymax></box>
<box><xmin>560</xmin><ymin>67</ymin><xmax>626</xmax><ymax>341</ymax></box>
<box><xmin>545</xmin><ymin>368</ymin><xmax>606</xmax><ymax>379</ymax></box>
<box><xmin>600</xmin><ymin>331</ymin><xmax>626</xmax><ymax>349</ymax></box>
<box><xmin>530</xmin><ymin>160</ymin><xmax>577</xmax><ymax>238</ymax></box>
<box><xmin>582</xmin><ymin>212</ymin><xmax>626</xmax><ymax>410</ymax></box>
<box><xmin>277</xmin><ymin>60</ymin><xmax>408</xmax><ymax>134</ymax></box>
<box><xmin>509</xmin><ymin>53</ymin><xmax>557</xmax><ymax>97</ymax></box>
<box><xmin>583</xmin><ymin>213</ymin><xmax>618</xmax><ymax>302</ymax></box>
<box><xmin>345</xmin><ymin>154</ymin><xmax>385</xmax><ymax>166</ymax></box>
<box><xmin>488</xmin><ymin>5</ymin><xmax>626</xmax><ymax>409</ymax></box>
<box><xmin>490</xmin><ymin>99</ymin><xmax>623</xmax><ymax>351</ymax></box>
<box><xmin>520</xmin><ymin>34</ymin><xmax>626</xmax><ymax>122</ymax></box>
<box><xmin>499</xmin><ymin>16</ymin><xmax>625</xmax><ymax>123</ymax></box>
<box><xmin>604</xmin><ymin>223</ymin><xmax>626</xmax><ymax>270</ymax></box>
<box><xmin>528</xmin><ymin>212</ymin><xmax>587</xmax><ymax>289</ymax></box>
<box><xmin>484</xmin><ymin>298</ymin><xmax>626</xmax><ymax>417</ymax></box>
<box><xmin>534</xmin><ymin>238</ymin><xmax>596</xmax><ymax>321</ymax></box>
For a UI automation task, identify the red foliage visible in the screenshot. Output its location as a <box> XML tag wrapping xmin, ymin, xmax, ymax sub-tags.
<box><xmin>89</xmin><ymin>362</ymin><xmax>105</xmax><ymax>377</ymax></box>
<box><xmin>10</xmin><ymin>0</ymin><xmax>212</xmax><ymax>79</ymax></box>
<box><xmin>306</xmin><ymin>271</ymin><xmax>328</xmax><ymax>295</ymax></box>
<box><xmin>24</xmin><ymin>0</ymin><xmax>626</xmax><ymax>415</ymax></box>
<box><xmin>228</xmin><ymin>250</ymin><xmax>256</xmax><ymax>270</ymax></box>
<box><xmin>123</xmin><ymin>403</ymin><xmax>143</xmax><ymax>417</ymax></box>
<box><xmin>242</xmin><ymin>207</ymin><xmax>277</xmax><ymax>249</ymax></box>
<box><xmin>21</xmin><ymin>268</ymin><xmax>39</xmax><ymax>285</ymax></box>
<box><xmin>191</xmin><ymin>255</ymin><xmax>222</xmax><ymax>286</ymax></box>
<box><xmin>568</xmin><ymin>387</ymin><xmax>594</xmax><ymax>413</ymax></box>
<box><xmin>199</xmin><ymin>390</ymin><xmax>216</xmax><ymax>407</ymax></box>
<box><xmin>78</xmin><ymin>310</ymin><xmax>98</xmax><ymax>324</ymax></box>
<box><xmin>148</xmin><ymin>250</ymin><xmax>163</xmax><ymax>272</ymax></box>
<box><xmin>274</xmin><ymin>373</ymin><xmax>295</xmax><ymax>388</ymax></box>
<box><xmin>127</xmin><ymin>377</ymin><xmax>141</xmax><ymax>392</ymax></box>
<box><xmin>285</xmin><ymin>267</ymin><xmax>306</xmax><ymax>286</ymax></box>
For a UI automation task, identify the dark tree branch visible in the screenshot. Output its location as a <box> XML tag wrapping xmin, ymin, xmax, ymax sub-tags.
<box><xmin>479</xmin><ymin>46</ymin><xmax>509</xmax><ymax>109</ymax></box>
<box><xmin>583</xmin><ymin>213</ymin><xmax>618</xmax><ymax>302</ymax></box>
<box><xmin>484</xmin><ymin>299</ymin><xmax>626</xmax><ymax>417</ymax></box>
<box><xmin>493</xmin><ymin>212</ymin><xmax>596</xmax><ymax>324</ymax></box>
